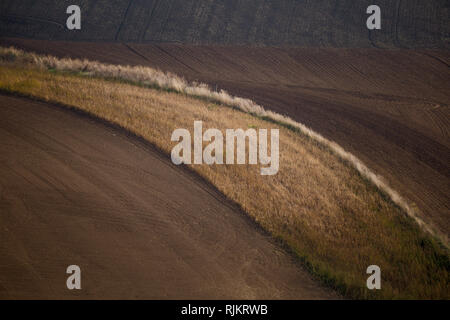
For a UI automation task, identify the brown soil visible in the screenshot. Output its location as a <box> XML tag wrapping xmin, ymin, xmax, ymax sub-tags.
<box><xmin>0</xmin><ymin>94</ymin><xmax>338</xmax><ymax>299</ymax></box>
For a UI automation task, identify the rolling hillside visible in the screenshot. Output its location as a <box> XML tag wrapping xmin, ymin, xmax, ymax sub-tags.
<box><xmin>2</xmin><ymin>37</ymin><xmax>448</xmax><ymax>241</ymax></box>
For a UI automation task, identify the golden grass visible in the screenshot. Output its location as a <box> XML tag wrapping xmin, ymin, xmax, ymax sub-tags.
<box><xmin>0</xmin><ymin>46</ymin><xmax>440</xmax><ymax>244</ymax></box>
<box><xmin>0</xmin><ymin>62</ymin><xmax>448</xmax><ymax>299</ymax></box>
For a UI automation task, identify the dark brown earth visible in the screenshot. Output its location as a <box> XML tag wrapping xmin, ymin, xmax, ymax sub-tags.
<box><xmin>2</xmin><ymin>37</ymin><xmax>448</xmax><ymax>240</ymax></box>
<box><xmin>0</xmin><ymin>94</ymin><xmax>338</xmax><ymax>299</ymax></box>
<box><xmin>1</xmin><ymin>0</ymin><xmax>448</xmax><ymax>48</ymax></box>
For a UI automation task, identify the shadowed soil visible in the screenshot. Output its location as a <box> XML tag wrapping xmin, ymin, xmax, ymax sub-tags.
<box><xmin>0</xmin><ymin>0</ymin><xmax>448</xmax><ymax>48</ymax></box>
<box><xmin>0</xmin><ymin>94</ymin><xmax>338</xmax><ymax>299</ymax></box>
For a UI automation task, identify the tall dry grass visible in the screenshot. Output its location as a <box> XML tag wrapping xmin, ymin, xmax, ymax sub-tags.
<box><xmin>0</xmin><ymin>46</ymin><xmax>442</xmax><ymax>246</ymax></box>
<box><xmin>0</xmin><ymin>62</ymin><xmax>448</xmax><ymax>299</ymax></box>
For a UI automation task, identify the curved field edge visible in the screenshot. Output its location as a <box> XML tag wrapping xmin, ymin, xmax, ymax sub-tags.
<box><xmin>0</xmin><ymin>58</ymin><xmax>449</xmax><ymax>299</ymax></box>
<box><xmin>1</xmin><ymin>46</ymin><xmax>445</xmax><ymax>247</ymax></box>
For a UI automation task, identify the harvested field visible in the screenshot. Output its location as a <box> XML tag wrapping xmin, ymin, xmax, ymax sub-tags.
<box><xmin>2</xmin><ymin>37</ymin><xmax>448</xmax><ymax>241</ymax></box>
